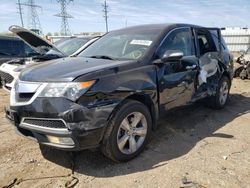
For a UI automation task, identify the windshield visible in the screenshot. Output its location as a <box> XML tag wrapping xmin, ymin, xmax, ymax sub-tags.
<box><xmin>78</xmin><ymin>29</ymin><xmax>161</xmax><ymax>60</ymax></box>
<box><xmin>47</xmin><ymin>38</ymin><xmax>90</xmax><ymax>56</ymax></box>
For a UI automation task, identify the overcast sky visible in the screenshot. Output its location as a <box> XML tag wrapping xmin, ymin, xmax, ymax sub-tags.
<box><xmin>0</xmin><ymin>0</ymin><xmax>249</xmax><ymax>34</ymax></box>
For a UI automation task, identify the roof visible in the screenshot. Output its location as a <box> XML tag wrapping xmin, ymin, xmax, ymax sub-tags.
<box><xmin>113</xmin><ymin>23</ymin><xmax>205</xmax><ymax>33</ymax></box>
<box><xmin>0</xmin><ymin>35</ymin><xmax>21</xmax><ymax>41</ymax></box>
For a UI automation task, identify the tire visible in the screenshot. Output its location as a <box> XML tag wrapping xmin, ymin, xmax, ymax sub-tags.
<box><xmin>101</xmin><ymin>99</ymin><xmax>152</xmax><ymax>162</ymax></box>
<box><xmin>233</xmin><ymin>66</ymin><xmax>243</xmax><ymax>78</ymax></box>
<box><xmin>240</xmin><ymin>69</ymin><xmax>247</xmax><ymax>80</ymax></box>
<box><xmin>210</xmin><ymin>76</ymin><xmax>230</xmax><ymax>109</ymax></box>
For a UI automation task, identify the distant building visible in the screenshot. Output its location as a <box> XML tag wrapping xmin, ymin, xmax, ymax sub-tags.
<box><xmin>221</xmin><ymin>27</ymin><xmax>250</xmax><ymax>52</ymax></box>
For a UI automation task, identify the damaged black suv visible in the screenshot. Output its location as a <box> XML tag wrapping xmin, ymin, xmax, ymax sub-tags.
<box><xmin>6</xmin><ymin>24</ymin><xmax>233</xmax><ymax>162</ymax></box>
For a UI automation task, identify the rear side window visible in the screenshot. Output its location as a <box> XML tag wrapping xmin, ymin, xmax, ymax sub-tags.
<box><xmin>197</xmin><ymin>30</ymin><xmax>217</xmax><ymax>56</ymax></box>
<box><xmin>0</xmin><ymin>39</ymin><xmax>25</xmax><ymax>57</ymax></box>
<box><xmin>221</xmin><ymin>37</ymin><xmax>228</xmax><ymax>51</ymax></box>
<box><xmin>156</xmin><ymin>28</ymin><xmax>194</xmax><ymax>58</ymax></box>
<box><xmin>210</xmin><ymin>30</ymin><xmax>220</xmax><ymax>51</ymax></box>
<box><xmin>210</xmin><ymin>30</ymin><xmax>228</xmax><ymax>51</ymax></box>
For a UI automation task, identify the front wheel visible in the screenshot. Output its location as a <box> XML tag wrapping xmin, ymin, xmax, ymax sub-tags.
<box><xmin>210</xmin><ymin>76</ymin><xmax>230</xmax><ymax>109</ymax></box>
<box><xmin>101</xmin><ymin>100</ymin><xmax>152</xmax><ymax>162</ymax></box>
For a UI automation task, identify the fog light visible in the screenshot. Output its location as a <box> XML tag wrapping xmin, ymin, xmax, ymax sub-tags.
<box><xmin>46</xmin><ymin>135</ymin><xmax>74</xmax><ymax>145</ymax></box>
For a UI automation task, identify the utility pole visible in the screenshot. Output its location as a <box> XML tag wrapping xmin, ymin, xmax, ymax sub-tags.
<box><xmin>21</xmin><ymin>0</ymin><xmax>42</xmax><ymax>34</ymax></box>
<box><xmin>17</xmin><ymin>0</ymin><xmax>24</xmax><ymax>27</ymax></box>
<box><xmin>54</xmin><ymin>0</ymin><xmax>73</xmax><ymax>36</ymax></box>
<box><xmin>102</xmin><ymin>0</ymin><xmax>108</xmax><ymax>32</ymax></box>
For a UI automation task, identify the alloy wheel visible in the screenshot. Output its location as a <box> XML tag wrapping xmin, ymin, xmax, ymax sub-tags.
<box><xmin>219</xmin><ymin>80</ymin><xmax>229</xmax><ymax>105</ymax></box>
<box><xmin>116</xmin><ymin>112</ymin><xmax>148</xmax><ymax>154</ymax></box>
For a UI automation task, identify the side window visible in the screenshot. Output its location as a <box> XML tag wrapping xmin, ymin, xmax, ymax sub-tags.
<box><xmin>197</xmin><ymin>30</ymin><xmax>217</xmax><ymax>56</ymax></box>
<box><xmin>210</xmin><ymin>30</ymin><xmax>220</xmax><ymax>51</ymax></box>
<box><xmin>209</xmin><ymin>30</ymin><xmax>229</xmax><ymax>51</ymax></box>
<box><xmin>156</xmin><ymin>28</ymin><xmax>194</xmax><ymax>58</ymax></box>
<box><xmin>221</xmin><ymin>37</ymin><xmax>228</xmax><ymax>51</ymax></box>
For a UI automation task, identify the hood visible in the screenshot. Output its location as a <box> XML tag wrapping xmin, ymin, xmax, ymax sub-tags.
<box><xmin>19</xmin><ymin>57</ymin><xmax>135</xmax><ymax>82</ymax></box>
<box><xmin>9</xmin><ymin>25</ymin><xmax>63</xmax><ymax>55</ymax></box>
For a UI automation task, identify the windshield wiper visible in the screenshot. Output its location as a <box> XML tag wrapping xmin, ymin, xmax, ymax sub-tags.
<box><xmin>88</xmin><ymin>55</ymin><xmax>116</xmax><ymax>60</ymax></box>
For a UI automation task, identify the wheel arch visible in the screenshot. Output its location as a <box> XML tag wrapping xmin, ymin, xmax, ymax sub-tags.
<box><xmin>108</xmin><ymin>93</ymin><xmax>159</xmax><ymax>130</ymax></box>
<box><xmin>221</xmin><ymin>71</ymin><xmax>232</xmax><ymax>87</ymax></box>
<box><xmin>126</xmin><ymin>93</ymin><xmax>159</xmax><ymax>130</ymax></box>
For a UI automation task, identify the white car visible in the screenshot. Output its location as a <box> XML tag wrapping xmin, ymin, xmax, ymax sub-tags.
<box><xmin>0</xmin><ymin>25</ymin><xmax>100</xmax><ymax>91</ymax></box>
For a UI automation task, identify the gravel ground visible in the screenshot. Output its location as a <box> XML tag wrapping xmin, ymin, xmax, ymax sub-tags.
<box><xmin>0</xmin><ymin>78</ymin><xmax>249</xmax><ymax>188</ymax></box>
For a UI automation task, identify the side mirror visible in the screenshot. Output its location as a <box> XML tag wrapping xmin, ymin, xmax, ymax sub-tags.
<box><xmin>161</xmin><ymin>50</ymin><xmax>184</xmax><ymax>63</ymax></box>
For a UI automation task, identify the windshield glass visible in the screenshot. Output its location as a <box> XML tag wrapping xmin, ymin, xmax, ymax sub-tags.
<box><xmin>78</xmin><ymin>29</ymin><xmax>161</xmax><ymax>60</ymax></box>
<box><xmin>47</xmin><ymin>38</ymin><xmax>90</xmax><ymax>56</ymax></box>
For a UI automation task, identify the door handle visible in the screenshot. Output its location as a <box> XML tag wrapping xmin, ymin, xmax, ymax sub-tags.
<box><xmin>186</xmin><ymin>64</ymin><xmax>197</xmax><ymax>70</ymax></box>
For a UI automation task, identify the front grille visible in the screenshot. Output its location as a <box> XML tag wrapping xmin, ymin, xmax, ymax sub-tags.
<box><xmin>23</xmin><ymin>118</ymin><xmax>66</xmax><ymax>129</ymax></box>
<box><xmin>0</xmin><ymin>71</ymin><xmax>14</xmax><ymax>84</ymax></box>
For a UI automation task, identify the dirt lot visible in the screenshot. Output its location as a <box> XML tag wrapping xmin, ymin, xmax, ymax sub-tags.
<box><xmin>0</xmin><ymin>78</ymin><xmax>250</xmax><ymax>188</ymax></box>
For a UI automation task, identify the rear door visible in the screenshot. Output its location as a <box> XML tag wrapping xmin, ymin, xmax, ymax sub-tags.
<box><xmin>194</xmin><ymin>28</ymin><xmax>221</xmax><ymax>57</ymax></box>
<box><xmin>194</xmin><ymin>28</ymin><xmax>222</xmax><ymax>86</ymax></box>
<box><xmin>157</xmin><ymin>27</ymin><xmax>199</xmax><ymax>110</ymax></box>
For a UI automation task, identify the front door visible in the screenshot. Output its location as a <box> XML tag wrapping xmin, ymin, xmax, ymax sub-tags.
<box><xmin>157</xmin><ymin>27</ymin><xmax>199</xmax><ymax>110</ymax></box>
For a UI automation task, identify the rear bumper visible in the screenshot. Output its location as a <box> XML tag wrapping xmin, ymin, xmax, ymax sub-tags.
<box><xmin>5</xmin><ymin>100</ymin><xmax>113</xmax><ymax>150</ymax></box>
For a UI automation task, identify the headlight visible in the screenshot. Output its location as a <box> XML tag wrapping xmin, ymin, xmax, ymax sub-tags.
<box><xmin>38</xmin><ymin>80</ymin><xmax>96</xmax><ymax>101</ymax></box>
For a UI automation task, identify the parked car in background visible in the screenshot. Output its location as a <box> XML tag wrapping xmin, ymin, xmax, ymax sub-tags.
<box><xmin>6</xmin><ymin>24</ymin><xmax>233</xmax><ymax>162</ymax></box>
<box><xmin>0</xmin><ymin>35</ymin><xmax>38</xmax><ymax>65</ymax></box>
<box><xmin>234</xmin><ymin>47</ymin><xmax>250</xmax><ymax>79</ymax></box>
<box><xmin>0</xmin><ymin>25</ymin><xmax>100</xmax><ymax>90</ymax></box>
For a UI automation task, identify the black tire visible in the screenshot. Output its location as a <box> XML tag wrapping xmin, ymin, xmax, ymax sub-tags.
<box><xmin>0</xmin><ymin>77</ymin><xmax>2</xmax><ymax>88</ymax></box>
<box><xmin>209</xmin><ymin>76</ymin><xmax>231</xmax><ymax>109</ymax></box>
<box><xmin>233</xmin><ymin>66</ymin><xmax>243</xmax><ymax>78</ymax></box>
<box><xmin>101</xmin><ymin>99</ymin><xmax>152</xmax><ymax>162</ymax></box>
<box><xmin>240</xmin><ymin>69</ymin><xmax>247</xmax><ymax>80</ymax></box>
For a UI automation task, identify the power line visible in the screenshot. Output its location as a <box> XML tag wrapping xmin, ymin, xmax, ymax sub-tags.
<box><xmin>16</xmin><ymin>0</ymin><xmax>24</xmax><ymax>27</ymax></box>
<box><xmin>21</xmin><ymin>0</ymin><xmax>42</xmax><ymax>34</ymax></box>
<box><xmin>54</xmin><ymin>0</ymin><xmax>73</xmax><ymax>36</ymax></box>
<box><xmin>102</xmin><ymin>0</ymin><xmax>108</xmax><ymax>32</ymax></box>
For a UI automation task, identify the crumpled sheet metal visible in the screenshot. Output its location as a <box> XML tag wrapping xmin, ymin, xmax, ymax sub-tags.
<box><xmin>198</xmin><ymin>53</ymin><xmax>219</xmax><ymax>85</ymax></box>
<box><xmin>58</xmin><ymin>103</ymin><xmax>117</xmax><ymax>132</ymax></box>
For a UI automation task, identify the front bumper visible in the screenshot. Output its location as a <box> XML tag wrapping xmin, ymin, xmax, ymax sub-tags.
<box><xmin>0</xmin><ymin>63</ymin><xmax>20</xmax><ymax>90</ymax></box>
<box><xmin>6</xmin><ymin>97</ymin><xmax>116</xmax><ymax>150</ymax></box>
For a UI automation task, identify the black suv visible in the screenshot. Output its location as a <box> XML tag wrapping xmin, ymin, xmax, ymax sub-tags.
<box><xmin>0</xmin><ymin>35</ymin><xmax>36</xmax><ymax>65</ymax></box>
<box><xmin>6</xmin><ymin>24</ymin><xmax>233</xmax><ymax>162</ymax></box>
